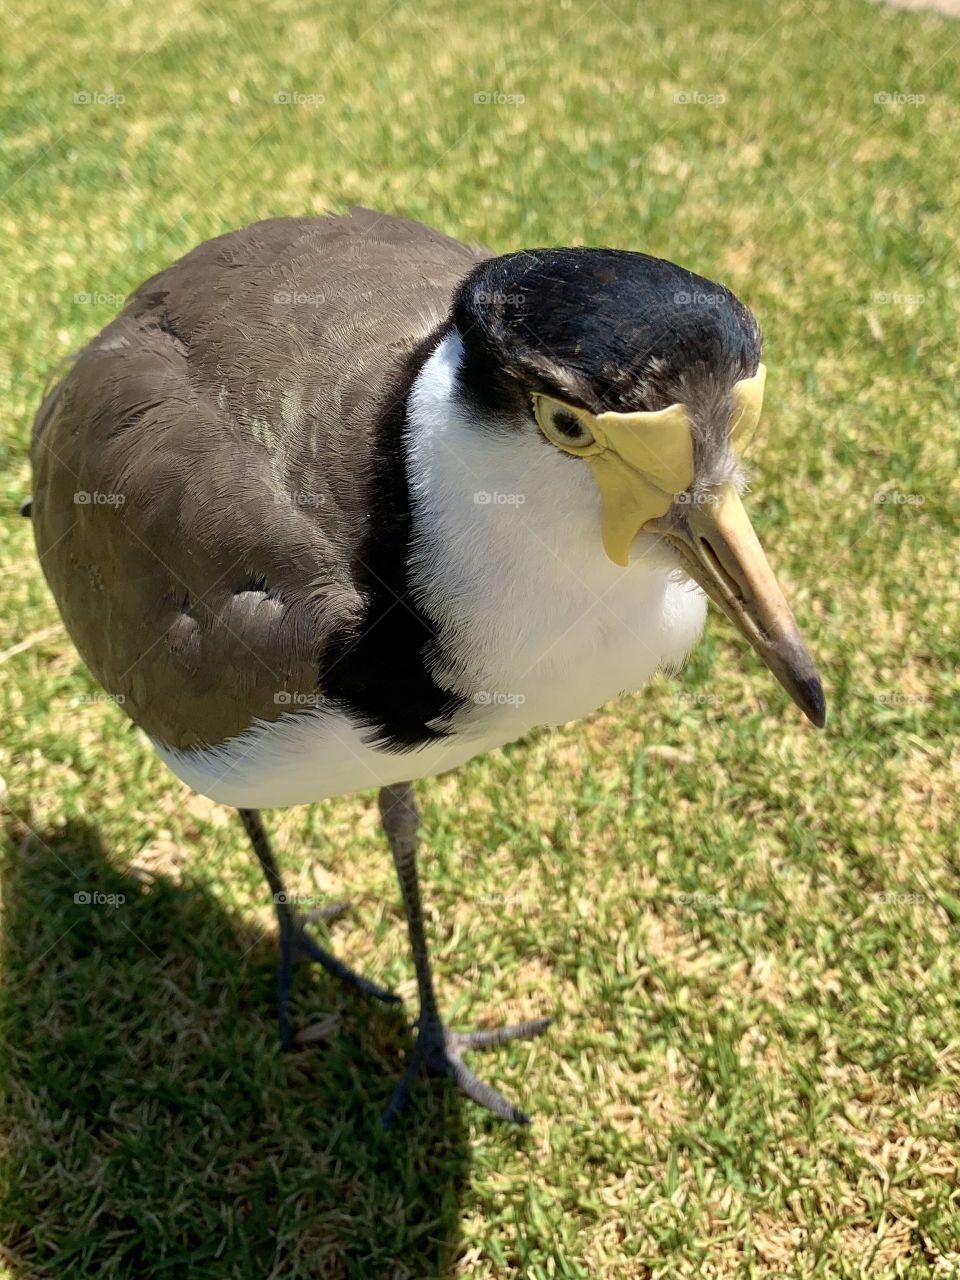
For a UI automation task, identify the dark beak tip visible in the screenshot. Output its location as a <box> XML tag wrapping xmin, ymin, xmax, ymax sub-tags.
<box><xmin>799</xmin><ymin>674</ymin><xmax>827</xmax><ymax>728</ymax></box>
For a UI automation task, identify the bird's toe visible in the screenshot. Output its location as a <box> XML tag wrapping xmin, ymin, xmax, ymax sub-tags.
<box><xmin>294</xmin><ymin>925</ymin><xmax>400</xmax><ymax>1004</ymax></box>
<box><xmin>445</xmin><ymin>1016</ymin><xmax>553</xmax><ymax>1054</ymax></box>
<box><xmin>380</xmin><ymin>1012</ymin><xmax>552</xmax><ymax>1129</ymax></box>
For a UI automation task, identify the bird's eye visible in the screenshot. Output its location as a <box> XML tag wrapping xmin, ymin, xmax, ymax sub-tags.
<box><xmin>533</xmin><ymin>396</ymin><xmax>596</xmax><ymax>450</ymax></box>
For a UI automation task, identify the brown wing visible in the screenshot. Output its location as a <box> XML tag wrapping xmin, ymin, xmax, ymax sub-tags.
<box><xmin>30</xmin><ymin>210</ymin><xmax>488</xmax><ymax>748</ymax></box>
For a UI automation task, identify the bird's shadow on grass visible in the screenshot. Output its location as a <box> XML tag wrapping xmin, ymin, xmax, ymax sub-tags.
<box><xmin>0</xmin><ymin>814</ymin><xmax>472</xmax><ymax>1280</ymax></box>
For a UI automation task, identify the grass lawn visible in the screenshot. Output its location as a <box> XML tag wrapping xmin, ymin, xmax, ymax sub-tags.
<box><xmin>2</xmin><ymin>0</ymin><xmax>959</xmax><ymax>1275</ymax></box>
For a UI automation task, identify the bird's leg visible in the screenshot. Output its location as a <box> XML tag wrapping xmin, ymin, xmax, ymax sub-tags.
<box><xmin>378</xmin><ymin>782</ymin><xmax>552</xmax><ymax>1128</ymax></box>
<box><xmin>237</xmin><ymin>808</ymin><xmax>399</xmax><ymax>1049</ymax></box>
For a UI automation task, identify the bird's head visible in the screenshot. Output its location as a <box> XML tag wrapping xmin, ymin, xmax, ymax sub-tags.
<box><xmin>451</xmin><ymin>247</ymin><xmax>825</xmax><ymax>727</ymax></box>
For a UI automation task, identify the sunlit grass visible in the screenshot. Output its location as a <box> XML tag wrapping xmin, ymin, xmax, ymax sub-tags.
<box><xmin>1</xmin><ymin>0</ymin><xmax>959</xmax><ymax>1275</ymax></box>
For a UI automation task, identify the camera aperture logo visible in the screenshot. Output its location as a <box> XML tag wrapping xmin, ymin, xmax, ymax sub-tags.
<box><xmin>68</xmin><ymin>691</ymin><xmax>126</xmax><ymax>707</ymax></box>
<box><xmin>73</xmin><ymin>91</ymin><xmax>125</xmax><ymax>107</ymax></box>
<box><xmin>874</xmin><ymin>91</ymin><xmax>925</xmax><ymax>107</ymax></box>
<box><xmin>873</xmin><ymin>290</ymin><xmax>925</xmax><ymax>306</ymax></box>
<box><xmin>674</xmin><ymin>490</ymin><xmax>720</xmax><ymax>507</ymax></box>
<box><xmin>674</xmin><ymin>892</ymin><xmax>724</xmax><ymax>907</ymax></box>
<box><xmin>673</xmin><ymin>290</ymin><xmax>724</xmax><ymax>306</ymax></box>
<box><xmin>273</xmin><ymin>892</ymin><xmax>324</xmax><ymax>906</ymax></box>
<box><xmin>473</xmin><ymin>90</ymin><xmax>525</xmax><ymax>107</ymax></box>
<box><xmin>475</xmin><ymin>290</ymin><xmax>526</xmax><ymax>307</ymax></box>
<box><xmin>673</xmin><ymin>91</ymin><xmax>726</xmax><ymax>107</ymax></box>
<box><xmin>273</xmin><ymin>490</ymin><xmax>325</xmax><ymax>508</ymax></box>
<box><xmin>273</xmin><ymin>290</ymin><xmax>326</xmax><ymax>306</ymax></box>
<box><xmin>875</xmin><ymin>691</ymin><xmax>928</xmax><ymax>707</ymax></box>
<box><xmin>74</xmin><ymin>490</ymin><xmax>126</xmax><ymax>507</ymax></box>
<box><xmin>273</xmin><ymin>91</ymin><xmax>326</xmax><ymax>107</ymax></box>
<box><xmin>473</xmin><ymin>690</ymin><xmax>526</xmax><ymax>707</ymax></box>
<box><xmin>873</xmin><ymin>487</ymin><xmax>924</xmax><ymax>507</ymax></box>
<box><xmin>74</xmin><ymin>291</ymin><xmax>126</xmax><ymax>306</ymax></box>
<box><xmin>474</xmin><ymin>491</ymin><xmax>525</xmax><ymax>507</ymax></box>
<box><xmin>274</xmin><ymin>691</ymin><xmax>324</xmax><ymax>707</ymax></box>
<box><xmin>74</xmin><ymin>890</ymin><xmax>125</xmax><ymax>907</ymax></box>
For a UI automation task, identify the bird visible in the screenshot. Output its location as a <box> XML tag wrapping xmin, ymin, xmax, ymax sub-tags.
<box><xmin>29</xmin><ymin>208</ymin><xmax>825</xmax><ymax>1127</ymax></box>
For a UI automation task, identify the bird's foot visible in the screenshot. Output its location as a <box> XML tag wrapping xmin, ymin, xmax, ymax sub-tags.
<box><xmin>381</xmin><ymin>1013</ymin><xmax>553</xmax><ymax>1128</ymax></box>
<box><xmin>276</xmin><ymin>906</ymin><xmax>400</xmax><ymax>1050</ymax></box>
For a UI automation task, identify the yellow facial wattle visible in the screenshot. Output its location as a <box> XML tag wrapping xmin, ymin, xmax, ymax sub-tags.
<box><xmin>532</xmin><ymin>363</ymin><xmax>767</xmax><ymax>567</ymax></box>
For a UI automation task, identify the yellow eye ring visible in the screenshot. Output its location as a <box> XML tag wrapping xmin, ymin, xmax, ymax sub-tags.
<box><xmin>532</xmin><ymin>395</ymin><xmax>596</xmax><ymax>452</ymax></box>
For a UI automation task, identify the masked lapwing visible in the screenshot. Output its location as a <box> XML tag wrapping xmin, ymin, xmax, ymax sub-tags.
<box><xmin>29</xmin><ymin>208</ymin><xmax>824</xmax><ymax>1126</ymax></box>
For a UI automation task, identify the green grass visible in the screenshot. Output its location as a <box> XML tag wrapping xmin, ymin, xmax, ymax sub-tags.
<box><xmin>2</xmin><ymin>0</ymin><xmax>959</xmax><ymax>1275</ymax></box>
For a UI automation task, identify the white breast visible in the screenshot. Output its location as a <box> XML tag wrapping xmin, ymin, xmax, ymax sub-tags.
<box><xmin>154</xmin><ymin>331</ymin><xmax>706</xmax><ymax>808</ymax></box>
<box><xmin>403</xmin><ymin>331</ymin><xmax>707</xmax><ymax>733</ymax></box>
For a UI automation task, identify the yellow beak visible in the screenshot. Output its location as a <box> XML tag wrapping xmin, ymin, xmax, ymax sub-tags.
<box><xmin>646</xmin><ymin>484</ymin><xmax>826</xmax><ymax>727</ymax></box>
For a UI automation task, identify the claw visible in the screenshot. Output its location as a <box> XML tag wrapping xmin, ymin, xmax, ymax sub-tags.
<box><xmin>381</xmin><ymin>1015</ymin><xmax>552</xmax><ymax>1129</ymax></box>
<box><xmin>275</xmin><ymin>914</ymin><xmax>399</xmax><ymax>1051</ymax></box>
<box><xmin>295</xmin><ymin>926</ymin><xmax>399</xmax><ymax>1004</ymax></box>
<box><xmin>236</xmin><ymin>810</ymin><xmax>399</xmax><ymax>1049</ymax></box>
<box><xmin>448</xmin><ymin>1017</ymin><xmax>553</xmax><ymax>1052</ymax></box>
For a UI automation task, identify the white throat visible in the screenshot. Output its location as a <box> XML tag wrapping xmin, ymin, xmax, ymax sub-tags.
<box><xmin>404</xmin><ymin>329</ymin><xmax>708</xmax><ymax>731</ymax></box>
